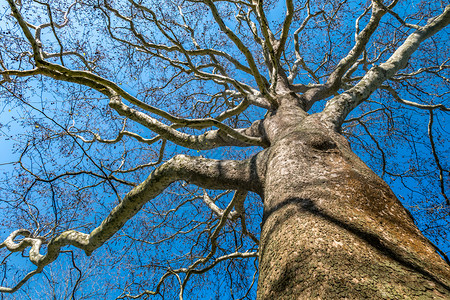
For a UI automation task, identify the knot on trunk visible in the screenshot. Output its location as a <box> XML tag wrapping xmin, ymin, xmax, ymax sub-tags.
<box><xmin>304</xmin><ymin>133</ymin><xmax>337</xmax><ymax>151</ymax></box>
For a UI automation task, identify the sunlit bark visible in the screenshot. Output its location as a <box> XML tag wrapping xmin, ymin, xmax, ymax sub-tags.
<box><xmin>0</xmin><ymin>0</ymin><xmax>449</xmax><ymax>298</ymax></box>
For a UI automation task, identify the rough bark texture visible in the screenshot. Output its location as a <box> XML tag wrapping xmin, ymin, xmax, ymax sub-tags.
<box><xmin>256</xmin><ymin>105</ymin><xmax>450</xmax><ymax>299</ymax></box>
<box><xmin>2</xmin><ymin>1</ymin><xmax>450</xmax><ymax>297</ymax></box>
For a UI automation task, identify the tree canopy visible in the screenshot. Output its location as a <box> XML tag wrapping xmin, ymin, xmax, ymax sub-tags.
<box><xmin>0</xmin><ymin>0</ymin><xmax>449</xmax><ymax>298</ymax></box>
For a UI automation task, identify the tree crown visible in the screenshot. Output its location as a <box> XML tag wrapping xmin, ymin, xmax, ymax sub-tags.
<box><xmin>0</xmin><ymin>0</ymin><xmax>449</xmax><ymax>298</ymax></box>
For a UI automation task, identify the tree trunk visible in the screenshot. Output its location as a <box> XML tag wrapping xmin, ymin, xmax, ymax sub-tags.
<box><xmin>256</xmin><ymin>110</ymin><xmax>450</xmax><ymax>299</ymax></box>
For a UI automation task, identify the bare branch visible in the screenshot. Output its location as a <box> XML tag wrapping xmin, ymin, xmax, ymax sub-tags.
<box><xmin>202</xmin><ymin>189</ymin><xmax>247</xmax><ymax>220</ymax></box>
<box><xmin>372</xmin><ymin>0</ymin><xmax>421</xmax><ymax>29</ymax></box>
<box><xmin>321</xmin><ymin>5</ymin><xmax>450</xmax><ymax>129</ymax></box>
<box><xmin>0</xmin><ymin>67</ymin><xmax>267</xmax><ymax>149</ymax></box>
<box><xmin>289</xmin><ymin>1</ymin><xmax>324</xmax><ymax>84</ymax></box>
<box><xmin>276</xmin><ymin>0</ymin><xmax>294</xmax><ymax>62</ymax></box>
<box><xmin>203</xmin><ymin>0</ymin><xmax>276</xmax><ymax>106</ymax></box>
<box><xmin>428</xmin><ymin>111</ymin><xmax>450</xmax><ymax>205</ymax></box>
<box><xmin>0</xmin><ymin>153</ymin><xmax>263</xmax><ymax>293</ymax></box>
<box><xmin>323</xmin><ymin>2</ymin><xmax>387</xmax><ymax>92</ymax></box>
<box><xmin>383</xmin><ymin>85</ymin><xmax>449</xmax><ymax>111</ymax></box>
<box><xmin>108</xmin><ymin>92</ymin><xmax>267</xmax><ymax>148</ymax></box>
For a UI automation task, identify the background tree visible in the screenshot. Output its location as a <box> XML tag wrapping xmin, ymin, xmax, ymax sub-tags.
<box><xmin>0</xmin><ymin>0</ymin><xmax>449</xmax><ymax>299</ymax></box>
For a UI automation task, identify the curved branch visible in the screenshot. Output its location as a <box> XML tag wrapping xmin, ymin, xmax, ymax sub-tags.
<box><xmin>203</xmin><ymin>0</ymin><xmax>275</xmax><ymax>106</ymax></box>
<box><xmin>0</xmin><ymin>67</ymin><xmax>267</xmax><ymax>149</ymax></box>
<box><xmin>0</xmin><ymin>153</ymin><xmax>265</xmax><ymax>293</ymax></box>
<box><xmin>276</xmin><ymin>0</ymin><xmax>294</xmax><ymax>62</ymax></box>
<box><xmin>101</xmin><ymin>3</ymin><xmax>258</xmax><ymax>96</ymax></box>
<box><xmin>320</xmin><ymin>5</ymin><xmax>450</xmax><ymax>129</ymax></box>
<box><xmin>325</xmin><ymin>1</ymin><xmax>389</xmax><ymax>87</ymax></box>
<box><xmin>5</xmin><ymin>0</ymin><xmax>270</xmax><ymax>150</ymax></box>
<box><xmin>86</xmin><ymin>153</ymin><xmax>263</xmax><ymax>253</ymax></box>
<box><xmin>117</xmin><ymin>251</ymin><xmax>257</xmax><ymax>299</ymax></box>
<box><xmin>303</xmin><ymin>1</ymin><xmax>390</xmax><ymax>107</ymax></box>
<box><xmin>108</xmin><ymin>93</ymin><xmax>268</xmax><ymax>149</ymax></box>
<box><xmin>428</xmin><ymin>111</ymin><xmax>449</xmax><ymax>205</ymax></box>
<box><xmin>288</xmin><ymin>1</ymin><xmax>324</xmax><ymax>84</ymax></box>
<box><xmin>383</xmin><ymin>85</ymin><xmax>449</xmax><ymax>111</ymax></box>
<box><xmin>6</xmin><ymin>0</ymin><xmax>43</xmax><ymax>62</ymax></box>
<box><xmin>126</xmin><ymin>0</ymin><xmax>256</xmax><ymax>77</ymax></box>
<box><xmin>202</xmin><ymin>189</ymin><xmax>247</xmax><ymax>220</ymax></box>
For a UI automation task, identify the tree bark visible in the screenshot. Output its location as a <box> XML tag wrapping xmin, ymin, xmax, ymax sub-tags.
<box><xmin>257</xmin><ymin>108</ymin><xmax>450</xmax><ymax>299</ymax></box>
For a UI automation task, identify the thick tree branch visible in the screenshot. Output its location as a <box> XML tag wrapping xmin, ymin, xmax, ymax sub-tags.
<box><xmin>6</xmin><ymin>0</ymin><xmax>43</xmax><ymax>62</ymax></box>
<box><xmin>108</xmin><ymin>93</ymin><xmax>268</xmax><ymax>148</ymax></box>
<box><xmin>288</xmin><ymin>1</ymin><xmax>324</xmax><ymax>84</ymax></box>
<box><xmin>0</xmin><ymin>66</ymin><xmax>267</xmax><ymax>149</ymax></box>
<box><xmin>0</xmin><ymin>153</ymin><xmax>264</xmax><ymax>293</ymax></box>
<box><xmin>302</xmin><ymin>1</ymin><xmax>391</xmax><ymax>107</ymax></box>
<box><xmin>3</xmin><ymin>3</ymin><xmax>272</xmax><ymax>150</ymax></box>
<box><xmin>6</xmin><ymin>2</ymin><xmax>262</xmax><ymax>127</ymax></box>
<box><xmin>203</xmin><ymin>0</ymin><xmax>276</xmax><ymax>107</ymax></box>
<box><xmin>320</xmin><ymin>5</ymin><xmax>450</xmax><ymax>129</ymax></box>
<box><xmin>202</xmin><ymin>189</ymin><xmax>247</xmax><ymax>220</ymax></box>
<box><xmin>276</xmin><ymin>0</ymin><xmax>294</xmax><ymax>62</ymax></box>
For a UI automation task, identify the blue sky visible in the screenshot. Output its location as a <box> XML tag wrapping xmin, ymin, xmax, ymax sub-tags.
<box><xmin>0</xmin><ymin>0</ymin><xmax>449</xmax><ymax>299</ymax></box>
